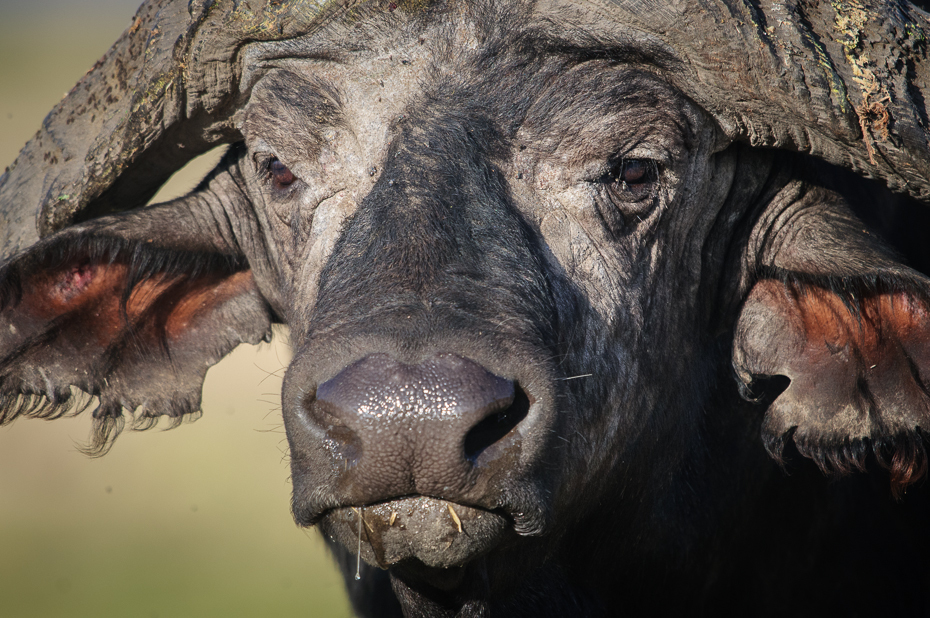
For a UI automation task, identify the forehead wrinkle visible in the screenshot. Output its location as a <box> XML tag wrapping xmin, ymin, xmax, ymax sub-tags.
<box><xmin>242</xmin><ymin>4</ymin><xmax>690</xmax><ymax>164</ymax></box>
<box><xmin>406</xmin><ymin>11</ymin><xmax>688</xmax><ymax>143</ymax></box>
<box><xmin>243</xmin><ymin>70</ymin><xmax>345</xmax><ymax>160</ymax></box>
<box><xmin>517</xmin><ymin>66</ymin><xmax>691</xmax><ymax>157</ymax></box>
<box><xmin>286</xmin><ymin>0</ymin><xmax>679</xmax><ymax>70</ymax></box>
<box><xmin>251</xmin><ymin>0</ymin><xmax>454</xmax><ymax>66</ymax></box>
<box><xmin>529</xmin><ymin>67</ymin><xmax>676</xmax><ymax>118</ymax></box>
<box><xmin>514</xmin><ymin>0</ymin><xmax>684</xmax><ymax>69</ymax></box>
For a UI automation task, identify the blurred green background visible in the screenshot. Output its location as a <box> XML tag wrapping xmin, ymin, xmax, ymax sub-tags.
<box><xmin>0</xmin><ymin>1</ymin><xmax>352</xmax><ymax>616</ymax></box>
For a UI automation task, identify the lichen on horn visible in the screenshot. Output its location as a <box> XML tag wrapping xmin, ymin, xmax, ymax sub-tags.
<box><xmin>605</xmin><ymin>0</ymin><xmax>930</xmax><ymax>201</ymax></box>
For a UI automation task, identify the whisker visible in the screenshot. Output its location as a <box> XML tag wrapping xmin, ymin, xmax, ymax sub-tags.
<box><xmin>355</xmin><ymin>506</ymin><xmax>363</xmax><ymax>580</ymax></box>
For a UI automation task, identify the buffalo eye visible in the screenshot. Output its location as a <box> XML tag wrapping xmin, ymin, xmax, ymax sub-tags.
<box><xmin>603</xmin><ymin>158</ymin><xmax>658</xmax><ymax>201</ymax></box>
<box><xmin>267</xmin><ymin>157</ymin><xmax>296</xmax><ymax>188</ymax></box>
<box><xmin>593</xmin><ymin>157</ymin><xmax>660</xmax><ymax>233</ymax></box>
<box><xmin>617</xmin><ymin>159</ymin><xmax>650</xmax><ymax>185</ymax></box>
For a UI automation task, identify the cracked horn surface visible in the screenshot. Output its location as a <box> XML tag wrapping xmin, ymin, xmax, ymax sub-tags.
<box><xmin>2</xmin><ymin>0</ymin><xmax>928</xmax><ymax>261</ymax></box>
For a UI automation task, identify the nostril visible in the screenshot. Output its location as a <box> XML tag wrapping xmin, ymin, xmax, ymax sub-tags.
<box><xmin>307</xmin><ymin>354</ymin><xmax>532</xmax><ymax>488</ymax></box>
<box><xmin>463</xmin><ymin>386</ymin><xmax>531</xmax><ymax>462</ymax></box>
<box><xmin>306</xmin><ymin>394</ymin><xmax>363</xmax><ymax>463</ymax></box>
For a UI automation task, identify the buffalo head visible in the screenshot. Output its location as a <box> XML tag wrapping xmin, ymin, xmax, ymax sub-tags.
<box><xmin>2</xmin><ymin>0</ymin><xmax>930</xmax><ymax>615</ymax></box>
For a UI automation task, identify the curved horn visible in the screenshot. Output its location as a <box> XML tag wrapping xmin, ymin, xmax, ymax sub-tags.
<box><xmin>3</xmin><ymin>0</ymin><xmax>928</xmax><ymax>261</ymax></box>
<box><xmin>606</xmin><ymin>0</ymin><xmax>930</xmax><ymax>200</ymax></box>
<box><xmin>0</xmin><ymin>0</ymin><xmax>335</xmax><ymax>258</ymax></box>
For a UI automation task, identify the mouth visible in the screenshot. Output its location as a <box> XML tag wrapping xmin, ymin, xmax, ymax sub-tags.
<box><xmin>318</xmin><ymin>496</ymin><xmax>513</xmax><ymax>570</ymax></box>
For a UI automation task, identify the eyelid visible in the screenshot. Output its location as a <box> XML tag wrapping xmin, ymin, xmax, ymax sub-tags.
<box><xmin>253</xmin><ymin>152</ymin><xmax>290</xmax><ymax>174</ymax></box>
<box><xmin>251</xmin><ymin>148</ymin><xmax>279</xmax><ymax>171</ymax></box>
<box><xmin>269</xmin><ymin>158</ymin><xmax>297</xmax><ymax>186</ymax></box>
<box><xmin>618</xmin><ymin>143</ymin><xmax>672</xmax><ymax>167</ymax></box>
<box><xmin>616</xmin><ymin>159</ymin><xmax>654</xmax><ymax>183</ymax></box>
<box><xmin>592</xmin><ymin>157</ymin><xmax>659</xmax><ymax>184</ymax></box>
<box><xmin>583</xmin><ymin>144</ymin><xmax>669</xmax><ymax>183</ymax></box>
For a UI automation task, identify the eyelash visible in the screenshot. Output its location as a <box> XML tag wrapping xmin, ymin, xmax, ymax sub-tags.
<box><xmin>597</xmin><ymin>158</ymin><xmax>659</xmax><ymax>202</ymax></box>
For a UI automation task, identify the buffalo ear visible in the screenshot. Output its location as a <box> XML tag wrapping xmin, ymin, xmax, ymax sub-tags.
<box><xmin>733</xmin><ymin>275</ymin><xmax>930</xmax><ymax>495</ymax></box>
<box><xmin>0</xmin><ymin>233</ymin><xmax>273</xmax><ymax>454</ymax></box>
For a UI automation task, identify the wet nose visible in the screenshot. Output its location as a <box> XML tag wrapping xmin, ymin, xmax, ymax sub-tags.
<box><xmin>307</xmin><ymin>353</ymin><xmax>529</xmax><ymax>499</ymax></box>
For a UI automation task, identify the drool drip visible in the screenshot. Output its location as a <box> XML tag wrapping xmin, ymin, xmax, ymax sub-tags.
<box><xmin>356</xmin><ymin>506</ymin><xmax>363</xmax><ymax>581</ymax></box>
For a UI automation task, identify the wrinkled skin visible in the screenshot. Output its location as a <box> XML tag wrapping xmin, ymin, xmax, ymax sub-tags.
<box><xmin>2</xmin><ymin>1</ymin><xmax>930</xmax><ymax>616</ymax></box>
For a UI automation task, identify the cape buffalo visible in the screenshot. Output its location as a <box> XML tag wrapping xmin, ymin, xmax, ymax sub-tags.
<box><xmin>2</xmin><ymin>0</ymin><xmax>930</xmax><ymax>615</ymax></box>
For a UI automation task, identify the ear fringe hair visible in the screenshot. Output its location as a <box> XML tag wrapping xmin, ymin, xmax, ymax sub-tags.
<box><xmin>0</xmin><ymin>387</ymin><xmax>204</xmax><ymax>457</ymax></box>
<box><xmin>0</xmin><ymin>388</ymin><xmax>94</xmax><ymax>425</ymax></box>
<box><xmin>82</xmin><ymin>400</ymin><xmax>205</xmax><ymax>457</ymax></box>
<box><xmin>82</xmin><ymin>410</ymin><xmax>126</xmax><ymax>457</ymax></box>
<box><xmin>875</xmin><ymin>432</ymin><xmax>928</xmax><ymax>499</ymax></box>
<box><xmin>761</xmin><ymin>427</ymin><xmax>791</xmax><ymax>470</ymax></box>
<box><xmin>765</xmin><ymin>428</ymin><xmax>928</xmax><ymax>499</ymax></box>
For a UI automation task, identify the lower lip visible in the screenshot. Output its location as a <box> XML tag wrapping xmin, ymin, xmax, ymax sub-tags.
<box><xmin>320</xmin><ymin>496</ymin><xmax>512</xmax><ymax>570</ymax></box>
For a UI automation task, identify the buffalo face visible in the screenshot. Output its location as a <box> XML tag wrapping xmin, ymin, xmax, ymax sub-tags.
<box><xmin>234</xmin><ymin>9</ymin><xmax>745</xmax><ymax>581</ymax></box>
<box><xmin>3</xmin><ymin>0</ymin><xmax>930</xmax><ymax>615</ymax></box>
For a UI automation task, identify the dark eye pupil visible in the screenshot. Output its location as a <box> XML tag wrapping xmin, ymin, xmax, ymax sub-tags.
<box><xmin>270</xmin><ymin>158</ymin><xmax>295</xmax><ymax>187</ymax></box>
<box><xmin>618</xmin><ymin>160</ymin><xmax>649</xmax><ymax>185</ymax></box>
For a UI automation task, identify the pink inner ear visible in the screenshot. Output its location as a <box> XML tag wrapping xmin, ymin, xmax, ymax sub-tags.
<box><xmin>0</xmin><ymin>247</ymin><xmax>272</xmax><ymax>455</ymax></box>
<box><xmin>54</xmin><ymin>263</ymin><xmax>95</xmax><ymax>302</ymax></box>
<box><xmin>25</xmin><ymin>261</ymin><xmax>125</xmax><ymax>324</ymax></box>
<box><xmin>786</xmin><ymin>284</ymin><xmax>930</xmax><ymax>373</ymax></box>
<box><xmin>20</xmin><ymin>259</ymin><xmax>256</xmax><ymax>348</ymax></box>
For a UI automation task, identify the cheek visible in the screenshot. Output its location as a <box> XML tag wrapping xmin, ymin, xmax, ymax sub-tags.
<box><xmin>539</xmin><ymin>206</ymin><xmax>638</xmax><ymax>323</ymax></box>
